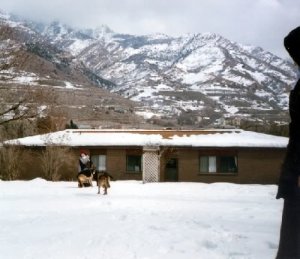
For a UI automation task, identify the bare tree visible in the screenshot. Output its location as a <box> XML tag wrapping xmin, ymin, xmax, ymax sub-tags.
<box><xmin>0</xmin><ymin>86</ymin><xmax>67</xmax><ymax>140</ymax></box>
<box><xmin>0</xmin><ymin>89</ymin><xmax>38</xmax><ymax>127</ymax></box>
<box><xmin>0</xmin><ymin>145</ymin><xmax>23</xmax><ymax>180</ymax></box>
<box><xmin>0</xmin><ymin>87</ymin><xmax>40</xmax><ymax>142</ymax></box>
<box><xmin>39</xmin><ymin>146</ymin><xmax>74</xmax><ymax>181</ymax></box>
<box><xmin>0</xmin><ymin>119</ymin><xmax>36</xmax><ymax>142</ymax></box>
<box><xmin>38</xmin><ymin>130</ymin><xmax>75</xmax><ymax>180</ymax></box>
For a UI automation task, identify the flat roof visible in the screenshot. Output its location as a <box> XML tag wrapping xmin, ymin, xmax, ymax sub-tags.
<box><xmin>4</xmin><ymin>129</ymin><xmax>288</xmax><ymax>148</ymax></box>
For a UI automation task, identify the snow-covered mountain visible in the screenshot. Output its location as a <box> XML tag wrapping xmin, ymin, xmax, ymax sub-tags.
<box><xmin>0</xmin><ymin>11</ymin><xmax>147</xmax><ymax>129</ymax></box>
<box><xmin>0</xmin><ymin>11</ymin><xmax>116</xmax><ymax>88</ymax></box>
<box><xmin>31</xmin><ymin>21</ymin><xmax>295</xmax><ymax>127</ymax></box>
<box><xmin>1</xmin><ymin>10</ymin><xmax>296</xmax><ymax>128</ymax></box>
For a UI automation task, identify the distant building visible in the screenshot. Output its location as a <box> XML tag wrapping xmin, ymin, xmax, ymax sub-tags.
<box><xmin>4</xmin><ymin>129</ymin><xmax>288</xmax><ymax>184</ymax></box>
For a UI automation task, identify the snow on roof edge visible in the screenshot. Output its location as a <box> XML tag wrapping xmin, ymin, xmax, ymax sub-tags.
<box><xmin>3</xmin><ymin>129</ymin><xmax>288</xmax><ymax>148</ymax></box>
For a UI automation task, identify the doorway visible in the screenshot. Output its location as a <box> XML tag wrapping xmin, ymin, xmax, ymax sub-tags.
<box><xmin>165</xmin><ymin>158</ymin><xmax>178</xmax><ymax>181</ymax></box>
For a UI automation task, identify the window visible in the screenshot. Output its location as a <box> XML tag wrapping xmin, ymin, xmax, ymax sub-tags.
<box><xmin>127</xmin><ymin>155</ymin><xmax>142</xmax><ymax>172</ymax></box>
<box><xmin>199</xmin><ymin>155</ymin><xmax>238</xmax><ymax>174</ymax></box>
<box><xmin>220</xmin><ymin>156</ymin><xmax>238</xmax><ymax>173</ymax></box>
<box><xmin>200</xmin><ymin>156</ymin><xmax>216</xmax><ymax>173</ymax></box>
<box><xmin>91</xmin><ymin>155</ymin><xmax>106</xmax><ymax>171</ymax></box>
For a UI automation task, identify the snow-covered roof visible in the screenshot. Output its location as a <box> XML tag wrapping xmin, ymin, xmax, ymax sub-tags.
<box><xmin>3</xmin><ymin>129</ymin><xmax>288</xmax><ymax>148</ymax></box>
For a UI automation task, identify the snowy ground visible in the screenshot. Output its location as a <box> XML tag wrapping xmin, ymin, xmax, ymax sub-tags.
<box><xmin>0</xmin><ymin>179</ymin><xmax>283</xmax><ymax>259</ymax></box>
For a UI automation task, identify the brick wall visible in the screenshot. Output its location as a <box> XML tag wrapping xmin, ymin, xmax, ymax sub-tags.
<box><xmin>172</xmin><ymin>148</ymin><xmax>285</xmax><ymax>184</ymax></box>
<box><xmin>17</xmin><ymin>146</ymin><xmax>285</xmax><ymax>184</ymax></box>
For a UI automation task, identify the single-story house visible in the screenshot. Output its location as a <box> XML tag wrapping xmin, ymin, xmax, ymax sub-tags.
<box><xmin>4</xmin><ymin>129</ymin><xmax>288</xmax><ymax>184</ymax></box>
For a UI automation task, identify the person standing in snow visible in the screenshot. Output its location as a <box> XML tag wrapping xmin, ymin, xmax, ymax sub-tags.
<box><xmin>276</xmin><ymin>26</ymin><xmax>300</xmax><ymax>259</ymax></box>
<box><xmin>78</xmin><ymin>152</ymin><xmax>91</xmax><ymax>173</ymax></box>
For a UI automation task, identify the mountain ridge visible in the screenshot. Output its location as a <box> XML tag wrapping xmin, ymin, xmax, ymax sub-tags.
<box><xmin>0</xmin><ymin>11</ymin><xmax>149</xmax><ymax>131</ymax></box>
<box><xmin>0</xmin><ymin>10</ymin><xmax>296</xmax><ymax>130</ymax></box>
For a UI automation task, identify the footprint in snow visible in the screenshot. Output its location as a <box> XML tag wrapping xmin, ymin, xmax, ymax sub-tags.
<box><xmin>202</xmin><ymin>240</ymin><xmax>218</xmax><ymax>249</ymax></box>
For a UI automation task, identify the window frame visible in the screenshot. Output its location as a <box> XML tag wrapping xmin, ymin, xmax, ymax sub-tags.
<box><xmin>199</xmin><ymin>150</ymin><xmax>238</xmax><ymax>175</ymax></box>
<box><xmin>91</xmin><ymin>154</ymin><xmax>107</xmax><ymax>171</ymax></box>
<box><xmin>126</xmin><ymin>154</ymin><xmax>142</xmax><ymax>173</ymax></box>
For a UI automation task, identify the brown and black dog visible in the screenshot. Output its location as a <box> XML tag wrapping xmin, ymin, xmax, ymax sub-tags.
<box><xmin>97</xmin><ymin>171</ymin><xmax>113</xmax><ymax>195</ymax></box>
<box><xmin>77</xmin><ymin>169</ymin><xmax>95</xmax><ymax>188</ymax></box>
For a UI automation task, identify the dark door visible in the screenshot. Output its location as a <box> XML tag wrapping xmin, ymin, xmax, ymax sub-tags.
<box><xmin>165</xmin><ymin>158</ymin><xmax>178</xmax><ymax>181</ymax></box>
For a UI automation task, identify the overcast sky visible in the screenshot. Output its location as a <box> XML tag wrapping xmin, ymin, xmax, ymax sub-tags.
<box><xmin>0</xmin><ymin>0</ymin><xmax>299</xmax><ymax>58</ymax></box>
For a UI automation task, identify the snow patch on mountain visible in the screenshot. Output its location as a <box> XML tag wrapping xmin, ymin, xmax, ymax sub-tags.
<box><xmin>0</xmin><ymin>13</ymin><xmax>296</xmax><ymax>127</ymax></box>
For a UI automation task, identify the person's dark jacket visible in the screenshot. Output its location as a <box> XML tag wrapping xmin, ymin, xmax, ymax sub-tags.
<box><xmin>284</xmin><ymin>26</ymin><xmax>300</xmax><ymax>66</ymax></box>
<box><xmin>277</xmin><ymin>26</ymin><xmax>300</xmax><ymax>200</ymax></box>
<box><xmin>79</xmin><ymin>159</ymin><xmax>89</xmax><ymax>172</ymax></box>
<box><xmin>277</xmin><ymin>79</ymin><xmax>300</xmax><ymax>199</ymax></box>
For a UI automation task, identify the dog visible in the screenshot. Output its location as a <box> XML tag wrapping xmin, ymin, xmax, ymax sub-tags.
<box><xmin>97</xmin><ymin>171</ymin><xmax>113</xmax><ymax>195</ymax></box>
<box><xmin>77</xmin><ymin>169</ymin><xmax>95</xmax><ymax>188</ymax></box>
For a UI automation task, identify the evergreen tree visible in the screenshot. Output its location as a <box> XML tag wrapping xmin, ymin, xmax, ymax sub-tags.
<box><xmin>65</xmin><ymin>120</ymin><xmax>78</xmax><ymax>129</ymax></box>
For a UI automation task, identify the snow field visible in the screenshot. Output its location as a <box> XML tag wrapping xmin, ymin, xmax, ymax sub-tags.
<box><xmin>0</xmin><ymin>180</ymin><xmax>282</xmax><ymax>259</ymax></box>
